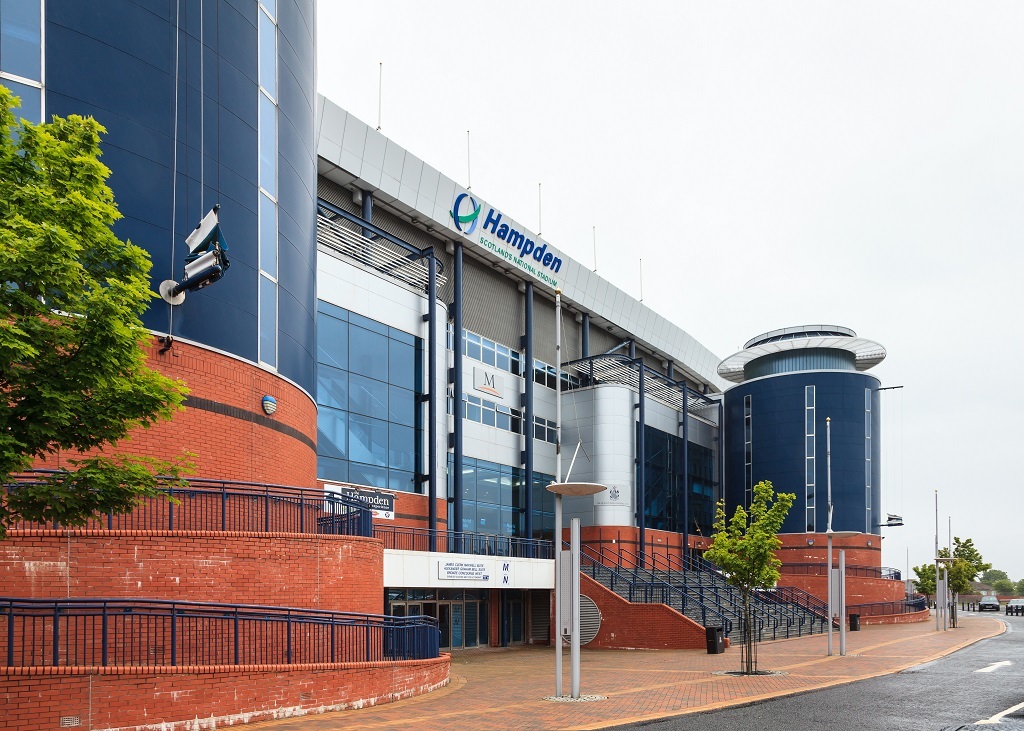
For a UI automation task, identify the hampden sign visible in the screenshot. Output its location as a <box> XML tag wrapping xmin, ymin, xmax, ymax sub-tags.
<box><xmin>450</xmin><ymin>192</ymin><xmax>562</xmax><ymax>289</ymax></box>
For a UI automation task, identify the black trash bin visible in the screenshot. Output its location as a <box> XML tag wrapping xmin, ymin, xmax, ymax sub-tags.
<box><xmin>849</xmin><ymin>613</ymin><xmax>861</xmax><ymax>631</ymax></box>
<box><xmin>705</xmin><ymin>626</ymin><xmax>725</xmax><ymax>654</ymax></box>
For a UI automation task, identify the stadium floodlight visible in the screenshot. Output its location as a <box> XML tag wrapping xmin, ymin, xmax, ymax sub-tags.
<box><xmin>160</xmin><ymin>205</ymin><xmax>231</xmax><ymax>305</ymax></box>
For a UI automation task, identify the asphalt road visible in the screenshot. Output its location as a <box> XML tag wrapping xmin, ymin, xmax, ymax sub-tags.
<box><xmin>615</xmin><ymin>612</ymin><xmax>1024</xmax><ymax>731</ymax></box>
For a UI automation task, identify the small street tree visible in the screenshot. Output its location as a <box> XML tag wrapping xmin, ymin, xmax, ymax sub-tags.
<box><xmin>912</xmin><ymin>564</ymin><xmax>937</xmax><ymax>602</ymax></box>
<box><xmin>0</xmin><ymin>85</ymin><xmax>189</xmax><ymax>537</ymax></box>
<box><xmin>938</xmin><ymin>538</ymin><xmax>991</xmax><ymax>627</ymax></box>
<box><xmin>705</xmin><ymin>480</ymin><xmax>795</xmax><ymax>675</ymax></box>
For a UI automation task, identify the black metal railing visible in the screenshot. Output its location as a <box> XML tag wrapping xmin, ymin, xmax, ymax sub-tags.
<box><xmin>1</xmin><ymin>597</ymin><xmax>439</xmax><ymax>668</ymax></box>
<box><xmin>779</xmin><ymin>563</ymin><xmax>902</xmax><ymax>581</ymax></box>
<box><xmin>845</xmin><ymin>596</ymin><xmax>928</xmax><ymax>617</ymax></box>
<box><xmin>374</xmin><ymin>525</ymin><xmax>552</xmax><ymax>559</ymax></box>
<box><xmin>7</xmin><ymin>472</ymin><xmax>372</xmax><ymax>538</ymax></box>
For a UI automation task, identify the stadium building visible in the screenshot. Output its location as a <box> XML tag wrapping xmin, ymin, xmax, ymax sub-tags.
<box><xmin>1</xmin><ymin>3</ymin><xmax>917</xmax><ymax>729</ymax></box>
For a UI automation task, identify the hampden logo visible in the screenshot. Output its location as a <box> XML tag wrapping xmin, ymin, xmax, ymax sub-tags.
<box><xmin>450</xmin><ymin>193</ymin><xmax>482</xmax><ymax>235</ymax></box>
<box><xmin>450</xmin><ymin>192</ymin><xmax>563</xmax><ymax>286</ymax></box>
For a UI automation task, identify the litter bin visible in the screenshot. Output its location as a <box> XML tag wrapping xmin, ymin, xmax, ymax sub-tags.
<box><xmin>705</xmin><ymin>626</ymin><xmax>725</xmax><ymax>654</ymax></box>
<box><xmin>849</xmin><ymin>613</ymin><xmax>861</xmax><ymax>631</ymax></box>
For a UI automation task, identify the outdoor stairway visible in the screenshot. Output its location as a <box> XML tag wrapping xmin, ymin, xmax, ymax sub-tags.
<box><xmin>579</xmin><ymin>545</ymin><xmax>828</xmax><ymax>642</ymax></box>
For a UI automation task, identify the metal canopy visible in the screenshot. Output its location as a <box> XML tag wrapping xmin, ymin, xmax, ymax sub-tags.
<box><xmin>317</xmin><ymin>203</ymin><xmax>447</xmax><ymax>292</ymax></box>
<box><xmin>563</xmin><ymin>354</ymin><xmax>719</xmax><ymax>421</ymax></box>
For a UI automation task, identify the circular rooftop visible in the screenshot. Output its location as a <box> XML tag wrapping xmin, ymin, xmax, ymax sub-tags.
<box><xmin>718</xmin><ymin>324</ymin><xmax>886</xmax><ymax>383</ymax></box>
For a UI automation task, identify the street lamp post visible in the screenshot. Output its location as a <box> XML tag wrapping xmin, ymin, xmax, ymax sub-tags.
<box><xmin>826</xmin><ymin>417</ymin><xmax>860</xmax><ymax>657</ymax></box>
<box><xmin>547</xmin><ymin>481</ymin><xmax>606</xmax><ymax>699</ymax></box>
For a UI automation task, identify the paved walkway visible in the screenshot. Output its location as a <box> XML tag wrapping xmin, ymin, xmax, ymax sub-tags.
<box><xmin>256</xmin><ymin>615</ymin><xmax>1003</xmax><ymax>731</ymax></box>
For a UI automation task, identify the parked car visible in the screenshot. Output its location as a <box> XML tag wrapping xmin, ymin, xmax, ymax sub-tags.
<box><xmin>979</xmin><ymin>595</ymin><xmax>1001</xmax><ymax>611</ymax></box>
<box><xmin>1007</xmin><ymin>599</ymin><xmax>1024</xmax><ymax>612</ymax></box>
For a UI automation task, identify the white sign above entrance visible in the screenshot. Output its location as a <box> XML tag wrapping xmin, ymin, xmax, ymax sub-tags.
<box><xmin>438</xmin><ymin>560</ymin><xmax>490</xmax><ymax>581</ymax></box>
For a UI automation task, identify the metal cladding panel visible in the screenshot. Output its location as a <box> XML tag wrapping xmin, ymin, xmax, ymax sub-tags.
<box><xmin>463</xmin><ymin>258</ymin><xmax>521</xmax><ymax>352</ymax></box>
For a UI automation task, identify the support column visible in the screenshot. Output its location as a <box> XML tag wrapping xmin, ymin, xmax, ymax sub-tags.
<box><xmin>681</xmin><ymin>384</ymin><xmax>689</xmax><ymax>561</ymax></box>
<box><xmin>360</xmin><ymin>190</ymin><xmax>373</xmax><ymax>238</ymax></box>
<box><xmin>523</xmin><ymin>283</ymin><xmax>535</xmax><ymax>540</ymax></box>
<box><xmin>637</xmin><ymin>360</ymin><xmax>646</xmax><ymax>566</ymax></box>
<box><xmin>453</xmin><ymin>243</ymin><xmax>464</xmax><ymax>539</ymax></box>
<box><xmin>427</xmin><ymin>254</ymin><xmax>438</xmax><ymax>550</ymax></box>
<box><xmin>581</xmin><ymin>313</ymin><xmax>590</xmax><ymax>358</ymax></box>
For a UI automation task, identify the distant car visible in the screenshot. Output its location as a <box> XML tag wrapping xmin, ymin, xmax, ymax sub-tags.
<box><xmin>1007</xmin><ymin>599</ymin><xmax>1024</xmax><ymax>611</ymax></box>
<box><xmin>979</xmin><ymin>596</ymin><xmax>1001</xmax><ymax>611</ymax></box>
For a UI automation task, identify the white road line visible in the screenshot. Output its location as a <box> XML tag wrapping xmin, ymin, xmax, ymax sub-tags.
<box><xmin>976</xmin><ymin>699</ymin><xmax>1024</xmax><ymax>725</ymax></box>
<box><xmin>976</xmin><ymin>660</ymin><xmax>1012</xmax><ymax>673</ymax></box>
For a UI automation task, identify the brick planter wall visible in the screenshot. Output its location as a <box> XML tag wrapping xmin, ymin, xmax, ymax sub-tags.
<box><xmin>1</xmin><ymin>657</ymin><xmax>450</xmax><ymax>731</ymax></box>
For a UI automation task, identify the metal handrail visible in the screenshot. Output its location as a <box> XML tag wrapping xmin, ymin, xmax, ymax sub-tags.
<box><xmin>1</xmin><ymin>597</ymin><xmax>440</xmax><ymax>668</ymax></box>
<box><xmin>374</xmin><ymin>525</ymin><xmax>553</xmax><ymax>559</ymax></box>
<box><xmin>779</xmin><ymin>562</ymin><xmax>902</xmax><ymax>580</ymax></box>
<box><xmin>6</xmin><ymin>471</ymin><xmax>373</xmax><ymax>537</ymax></box>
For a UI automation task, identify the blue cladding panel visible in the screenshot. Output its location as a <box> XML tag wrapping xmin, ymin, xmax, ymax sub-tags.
<box><xmin>45</xmin><ymin>0</ymin><xmax>315</xmax><ymax>395</ymax></box>
<box><xmin>723</xmin><ymin>371</ymin><xmax>882</xmax><ymax>534</ymax></box>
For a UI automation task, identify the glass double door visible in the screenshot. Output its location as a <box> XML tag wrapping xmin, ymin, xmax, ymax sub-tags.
<box><xmin>394</xmin><ymin>599</ymin><xmax>486</xmax><ymax>651</ymax></box>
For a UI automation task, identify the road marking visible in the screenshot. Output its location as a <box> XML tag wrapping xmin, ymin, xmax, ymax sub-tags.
<box><xmin>976</xmin><ymin>660</ymin><xmax>1012</xmax><ymax>673</ymax></box>
<box><xmin>977</xmin><ymin>699</ymin><xmax>1024</xmax><ymax>725</ymax></box>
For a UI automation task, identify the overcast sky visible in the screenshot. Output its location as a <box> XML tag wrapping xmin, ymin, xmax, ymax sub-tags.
<box><xmin>318</xmin><ymin>2</ymin><xmax>1024</xmax><ymax>582</ymax></box>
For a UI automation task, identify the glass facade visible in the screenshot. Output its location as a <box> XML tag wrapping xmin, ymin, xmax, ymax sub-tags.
<box><xmin>0</xmin><ymin>0</ymin><xmax>43</xmax><ymax>124</ymax></box>
<box><xmin>743</xmin><ymin>394</ymin><xmax>752</xmax><ymax>507</ymax></box>
<box><xmin>449</xmin><ymin>456</ymin><xmax>555</xmax><ymax>540</ymax></box>
<box><xmin>744</xmin><ymin>348</ymin><xmax>857</xmax><ymax>380</ymax></box>
<box><xmin>257</xmin><ymin>1</ymin><xmax>278</xmax><ymax>368</ymax></box>
<box><xmin>386</xmin><ymin>589</ymin><xmax>489</xmax><ymax>651</ymax></box>
<box><xmin>639</xmin><ymin>424</ymin><xmax>717</xmax><ymax>538</ymax></box>
<box><xmin>448</xmin><ymin>324</ymin><xmax>580</xmax><ymax>390</ymax></box>
<box><xmin>865</xmin><ymin>386</ymin><xmax>872</xmax><ymax>533</ymax></box>
<box><xmin>805</xmin><ymin>385</ymin><xmax>816</xmax><ymax>532</ymax></box>
<box><xmin>316</xmin><ymin>302</ymin><xmax>423</xmax><ymax>492</ymax></box>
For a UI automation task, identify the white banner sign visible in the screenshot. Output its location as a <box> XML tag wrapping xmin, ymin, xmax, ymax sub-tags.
<box><xmin>438</xmin><ymin>560</ymin><xmax>489</xmax><ymax>581</ymax></box>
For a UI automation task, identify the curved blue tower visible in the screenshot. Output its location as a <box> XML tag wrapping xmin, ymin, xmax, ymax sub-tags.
<box><xmin>719</xmin><ymin>326</ymin><xmax>886</xmax><ymax>535</ymax></box>
<box><xmin>43</xmin><ymin>0</ymin><xmax>317</xmax><ymax>395</ymax></box>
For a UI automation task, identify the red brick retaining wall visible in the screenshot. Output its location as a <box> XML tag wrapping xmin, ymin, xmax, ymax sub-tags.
<box><xmin>0</xmin><ymin>530</ymin><xmax>383</xmax><ymax>613</ymax></box>
<box><xmin>860</xmin><ymin>608</ymin><xmax>931</xmax><ymax>625</ymax></box>
<box><xmin>1</xmin><ymin>657</ymin><xmax>450</xmax><ymax>731</ymax></box>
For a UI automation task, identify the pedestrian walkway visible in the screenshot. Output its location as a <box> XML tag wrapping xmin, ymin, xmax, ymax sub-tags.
<box><xmin>254</xmin><ymin>615</ymin><xmax>1003</xmax><ymax>731</ymax></box>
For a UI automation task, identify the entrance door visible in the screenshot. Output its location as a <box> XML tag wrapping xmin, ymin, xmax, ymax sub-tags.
<box><xmin>438</xmin><ymin>603</ymin><xmax>451</xmax><ymax>650</ymax></box>
<box><xmin>452</xmin><ymin>603</ymin><xmax>464</xmax><ymax>648</ymax></box>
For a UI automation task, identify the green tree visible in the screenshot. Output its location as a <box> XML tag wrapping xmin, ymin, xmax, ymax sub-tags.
<box><xmin>705</xmin><ymin>480</ymin><xmax>795</xmax><ymax>675</ymax></box>
<box><xmin>992</xmin><ymin>579</ymin><xmax>1014</xmax><ymax>595</ymax></box>
<box><xmin>951</xmin><ymin>537</ymin><xmax>991</xmax><ymax>580</ymax></box>
<box><xmin>980</xmin><ymin>569</ymin><xmax>1009</xmax><ymax>586</ymax></box>
<box><xmin>1015</xmin><ymin>579</ymin><xmax>1024</xmax><ymax>596</ymax></box>
<box><xmin>912</xmin><ymin>564</ymin><xmax>937</xmax><ymax>599</ymax></box>
<box><xmin>0</xmin><ymin>85</ymin><xmax>189</xmax><ymax>537</ymax></box>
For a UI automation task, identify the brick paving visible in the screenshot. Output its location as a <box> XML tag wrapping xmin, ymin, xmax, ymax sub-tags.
<box><xmin>255</xmin><ymin>615</ymin><xmax>1002</xmax><ymax>731</ymax></box>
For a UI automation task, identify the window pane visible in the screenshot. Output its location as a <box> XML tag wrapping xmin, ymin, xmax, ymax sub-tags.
<box><xmin>1</xmin><ymin>78</ymin><xmax>40</xmax><ymax>123</ymax></box>
<box><xmin>477</xmin><ymin>468</ymin><xmax>500</xmax><ymax>504</ymax></box>
<box><xmin>351</xmin><ymin>312</ymin><xmax>387</xmax><ymax>334</ymax></box>
<box><xmin>258</xmin><ymin>9</ymin><xmax>276</xmax><ymax>99</ymax></box>
<box><xmin>259</xmin><ymin>192</ymin><xmax>277</xmax><ymax>276</ymax></box>
<box><xmin>466</xmin><ymin>403</ymin><xmax>480</xmax><ymax>422</ymax></box>
<box><xmin>501</xmin><ymin>507</ymin><xmax>521</xmax><ymax>537</ymax></box>
<box><xmin>806</xmin><ymin>458</ymin><xmax>815</xmax><ymax>485</ymax></box>
<box><xmin>460</xmin><ymin>501</ymin><xmax>476</xmax><ymax>532</ymax></box>
<box><xmin>476</xmin><ymin>503</ymin><xmax>500</xmax><ymax>534</ymax></box>
<box><xmin>317</xmin><ymin>315</ymin><xmax>347</xmax><ymax>369</ymax></box>
<box><xmin>481</xmin><ymin>407</ymin><xmax>495</xmax><ymax>427</ymax></box>
<box><xmin>316</xmin><ymin>364</ymin><xmax>347</xmax><ymax>409</ymax></box>
<box><xmin>805</xmin><ymin>409</ymin><xmax>814</xmax><ymax>435</ymax></box>
<box><xmin>0</xmin><ymin>0</ymin><xmax>41</xmax><ymax>80</ymax></box>
<box><xmin>389</xmin><ymin>339</ymin><xmax>415</xmax><ymax>389</ymax></box>
<box><xmin>317</xmin><ymin>455</ymin><xmax>348</xmax><ymax>483</ymax></box>
<box><xmin>805</xmin><ymin>435</ymin><xmax>815</xmax><ymax>456</ymax></box>
<box><xmin>461</xmin><ymin>462</ymin><xmax>477</xmax><ymax>502</ymax></box>
<box><xmin>317</xmin><ymin>408</ymin><xmax>347</xmax><ymax>459</ymax></box>
<box><xmin>388</xmin><ymin>385</ymin><xmax>415</xmax><ymax>426</ymax></box>
<box><xmin>388</xmin><ymin>469</ymin><xmax>416</xmax><ymax>494</ymax></box>
<box><xmin>259</xmin><ymin>275</ymin><xmax>276</xmax><ymax>367</ymax></box>
<box><xmin>348</xmin><ymin>414</ymin><xmax>388</xmax><ymax>466</ymax></box>
<box><xmin>805</xmin><ymin>386</ymin><xmax>815</xmax><ymax>408</ymax></box>
<box><xmin>466</xmin><ymin>338</ymin><xmax>481</xmax><ymax>361</ymax></box>
<box><xmin>348</xmin><ymin>324</ymin><xmax>387</xmax><ymax>377</ymax></box>
<box><xmin>349</xmin><ymin>462</ymin><xmax>387</xmax><ymax>489</ymax></box>
<box><xmin>495</xmin><ymin>412</ymin><xmax>510</xmax><ymax>431</ymax></box>
<box><xmin>260</xmin><ymin>0</ymin><xmax>277</xmax><ymax>19</ymax></box>
<box><xmin>259</xmin><ymin>92</ymin><xmax>276</xmax><ymax>196</ymax></box>
<box><xmin>388</xmin><ymin>423</ymin><xmax>415</xmax><ymax>472</ymax></box>
<box><xmin>349</xmin><ymin>373</ymin><xmax>388</xmax><ymax>419</ymax></box>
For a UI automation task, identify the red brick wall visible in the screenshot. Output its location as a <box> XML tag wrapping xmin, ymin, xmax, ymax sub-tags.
<box><xmin>1</xmin><ymin>657</ymin><xmax>450</xmax><ymax>731</ymax></box>
<box><xmin>0</xmin><ymin>531</ymin><xmax>383</xmax><ymax>613</ymax></box>
<box><xmin>35</xmin><ymin>337</ymin><xmax>317</xmax><ymax>488</ymax></box>
<box><xmin>860</xmin><ymin>608</ymin><xmax>930</xmax><ymax>625</ymax></box>
<box><xmin>568</xmin><ymin>575</ymin><xmax>710</xmax><ymax>650</ymax></box>
<box><xmin>776</xmin><ymin>533</ymin><xmax>883</xmax><ymax>568</ymax></box>
<box><xmin>779</xmin><ymin>574</ymin><xmax>905</xmax><ymax>606</ymax></box>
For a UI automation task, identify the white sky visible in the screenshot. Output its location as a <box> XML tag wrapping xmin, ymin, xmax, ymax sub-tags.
<box><xmin>317</xmin><ymin>2</ymin><xmax>1024</xmax><ymax>582</ymax></box>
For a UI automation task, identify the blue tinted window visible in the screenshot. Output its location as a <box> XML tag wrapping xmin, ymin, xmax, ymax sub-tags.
<box><xmin>317</xmin><ymin>408</ymin><xmax>346</xmax><ymax>459</ymax></box>
<box><xmin>258</xmin><ymin>9</ymin><xmax>276</xmax><ymax>100</ymax></box>
<box><xmin>1</xmin><ymin>78</ymin><xmax>39</xmax><ymax>124</ymax></box>
<box><xmin>0</xmin><ymin>0</ymin><xmax>40</xmax><ymax>80</ymax></box>
<box><xmin>260</xmin><ymin>0</ymin><xmax>277</xmax><ymax>20</ymax></box>
<box><xmin>389</xmin><ymin>339</ymin><xmax>415</xmax><ymax>388</ymax></box>
<box><xmin>349</xmin><ymin>324</ymin><xmax>387</xmax><ymax>376</ymax></box>
<box><xmin>349</xmin><ymin>462</ymin><xmax>387</xmax><ymax>490</ymax></box>
<box><xmin>259</xmin><ymin>192</ymin><xmax>277</xmax><ymax>276</ymax></box>
<box><xmin>317</xmin><ymin>300</ymin><xmax>347</xmax><ymax>320</ymax></box>
<box><xmin>317</xmin><ymin>455</ymin><xmax>348</xmax><ymax>483</ymax></box>
<box><xmin>349</xmin><ymin>373</ymin><xmax>388</xmax><ymax>420</ymax></box>
<box><xmin>388</xmin><ymin>423</ymin><xmax>415</xmax><ymax>472</ymax></box>
<box><xmin>388</xmin><ymin>470</ymin><xmax>416</xmax><ymax>494</ymax></box>
<box><xmin>317</xmin><ymin>316</ymin><xmax>347</xmax><ymax>369</ymax></box>
<box><xmin>316</xmin><ymin>364</ymin><xmax>347</xmax><ymax>409</ymax></box>
<box><xmin>388</xmin><ymin>385</ymin><xmax>415</xmax><ymax>426</ymax></box>
<box><xmin>348</xmin><ymin>414</ymin><xmax>387</xmax><ymax>467</ymax></box>
<box><xmin>389</xmin><ymin>327</ymin><xmax>415</xmax><ymax>345</ymax></box>
<box><xmin>350</xmin><ymin>312</ymin><xmax>388</xmax><ymax>334</ymax></box>
<box><xmin>259</xmin><ymin>275</ymin><xmax>276</xmax><ymax>366</ymax></box>
<box><xmin>259</xmin><ymin>92</ymin><xmax>276</xmax><ymax>196</ymax></box>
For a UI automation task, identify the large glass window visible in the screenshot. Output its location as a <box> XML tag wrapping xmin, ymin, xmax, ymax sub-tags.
<box><xmin>865</xmin><ymin>387</ymin><xmax>872</xmax><ymax>532</ymax></box>
<box><xmin>805</xmin><ymin>386</ymin><xmax>816</xmax><ymax>532</ymax></box>
<box><xmin>639</xmin><ymin>424</ymin><xmax>718</xmax><ymax>537</ymax></box>
<box><xmin>743</xmin><ymin>394</ymin><xmax>752</xmax><ymax>508</ymax></box>
<box><xmin>316</xmin><ymin>303</ymin><xmax>424</xmax><ymax>492</ymax></box>
<box><xmin>448</xmin><ymin>456</ymin><xmax>554</xmax><ymax>540</ymax></box>
<box><xmin>257</xmin><ymin>2</ymin><xmax>278</xmax><ymax>369</ymax></box>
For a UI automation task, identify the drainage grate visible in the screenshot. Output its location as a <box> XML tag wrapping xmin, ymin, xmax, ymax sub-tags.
<box><xmin>59</xmin><ymin>717</ymin><xmax>81</xmax><ymax>727</ymax></box>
